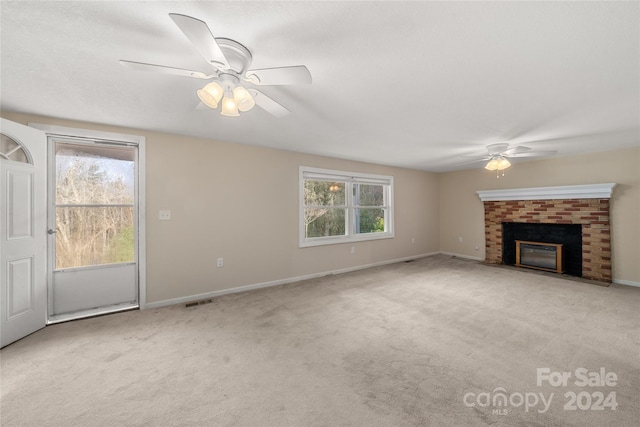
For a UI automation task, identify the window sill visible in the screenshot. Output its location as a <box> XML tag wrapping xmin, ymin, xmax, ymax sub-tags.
<box><xmin>299</xmin><ymin>232</ymin><xmax>394</xmax><ymax>248</ymax></box>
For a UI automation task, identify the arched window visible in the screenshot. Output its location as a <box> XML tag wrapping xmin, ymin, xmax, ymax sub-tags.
<box><xmin>0</xmin><ymin>133</ymin><xmax>31</xmax><ymax>164</ymax></box>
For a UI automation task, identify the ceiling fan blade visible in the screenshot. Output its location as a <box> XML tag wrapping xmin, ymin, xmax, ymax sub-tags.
<box><xmin>251</xmin><ymin>89</ymin><xmax>290</xmax><ymax>117</ymax></box>
<box><xmin>456</xmin><ymin>158</ymin><xmax>490</xmax><ymax>166</ymax></box>
<box><xmin>246</xmin><ymin>66</ymin><xmax>312</xmax><ymax>85</ymax></box>
<box><xmin>508</xmin><ymin>150</ymin><xmax>557</xmax><ymax>158</ymax></box>
<box><xmin>119</xmin><ymin>60</ymin><xmax>212</xmax><ymax>79</ymax></box>
<box><xmin>169</xmin><ymin>13</ymin><xmax>230</xmax><ymax>70</ymax></box>
<box><xmin>503</xmin><ymin>145</ymin><xmax>531</xmax><ymax>155</ymax></box>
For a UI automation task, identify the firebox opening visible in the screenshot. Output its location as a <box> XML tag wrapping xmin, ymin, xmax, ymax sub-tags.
<box><xmin>502</xmin><ymin>222</ymin><xmax>582</xmax><ymax>277</ymax></box>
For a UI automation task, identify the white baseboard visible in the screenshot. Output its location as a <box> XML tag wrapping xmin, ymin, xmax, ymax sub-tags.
<box><xmin>144</xmin><ymin>252</ymin><xmax>440</xmax><ymax>309</ymax></box>
<box><xmin>613</xmin><ymin>278</ymin><xmax>640</xmax><ymax>288</ymax></box>
<box><xmin>436</xmin><ymin>254</ymin><xmax>639</xmax><ymax>287</ymax></box>
<box><xmin>142</xmin><ymin>253</ymin><xmax>639</xmax><ymax>309</ymax></box>
<box><xmin>438</xmin><ymin>251</ymin><xmax>484</xmax><ymax>261</ymax></box>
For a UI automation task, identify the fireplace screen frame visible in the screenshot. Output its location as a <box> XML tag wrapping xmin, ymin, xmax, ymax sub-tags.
<box><xmin>515</xmin><ymin>240</ymin><xmax>563</xmax><ymax>274</ymax></box>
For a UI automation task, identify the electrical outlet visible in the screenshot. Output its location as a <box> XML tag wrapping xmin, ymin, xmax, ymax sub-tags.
<box><xmin>159</xmin><ymin>210</ymin><xmax>171</xmax><ymax>220</ymax></box>
<box><xmin>411</xmin><ymin>237</ymin><xmax>415</xmax><ymax>244</ymax></box>
<box><xmin>350</xmin><ymin>246</ymin><xmax>355</xmax><ymax>254</ymax></box>
<box><xmin>217</xmin><ymin>258</ymin><xmax>224</xmax><ymax>268</ymax></box>
<box><xmin>458</xmin><ymin>236</ymin><xmax>463</xmax><ymax>243</ymax></box>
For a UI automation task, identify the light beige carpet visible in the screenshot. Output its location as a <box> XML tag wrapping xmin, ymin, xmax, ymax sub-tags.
<box><xmin>1</xmin><ymin>255</ymin><xmax>639</xmax><ymax>426</ymax></box>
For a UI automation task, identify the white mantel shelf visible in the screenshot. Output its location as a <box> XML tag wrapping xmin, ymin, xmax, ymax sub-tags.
<box><xmin>477</xmin><ymin>183</ymin><xmax>617</xmax><ymax>202</ymax></box>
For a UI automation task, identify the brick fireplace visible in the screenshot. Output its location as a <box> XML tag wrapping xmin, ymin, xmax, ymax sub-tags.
<box><xmin>477</xmin><ymin>184</ymin><xmax>616</xmax><ymax>283</ymax></box>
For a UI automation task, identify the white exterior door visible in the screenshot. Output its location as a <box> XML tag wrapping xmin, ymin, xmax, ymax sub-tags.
<box><xmin>36</xmin><ymin>125</ymin><xmax>145</xmax><ymax>323</ymax></box>
<box><xmin>0</xmin><ymin>118</ymin><xmax>47</xmax><ymax>348</ymax></box>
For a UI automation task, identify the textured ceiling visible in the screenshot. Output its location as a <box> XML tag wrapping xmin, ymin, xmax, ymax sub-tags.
<box><xmin>1</xmin><ymin>1</ymin><xmax>638</xmax><ymax>172</ymax></box>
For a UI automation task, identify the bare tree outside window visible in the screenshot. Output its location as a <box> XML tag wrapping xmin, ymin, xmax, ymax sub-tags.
<box><xmin>55</xmin><ymin>143</ymin><xmax>135</xmax><ymax>270</ymax></box>
<box><xmin>303</xmin><ymin>180</ymin><xmax>346</xmax><ymax>238</ymax></box>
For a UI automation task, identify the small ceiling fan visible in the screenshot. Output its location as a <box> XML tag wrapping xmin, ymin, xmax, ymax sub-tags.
<box><xmin>119</xmin><ymin>13</ymin><xmax>312</xmax><ymax>118</ymax></box>
<box><xmin>463</xmin><ymin>143</ymin><xmax>557</xmax><ymax>177</ymax></box>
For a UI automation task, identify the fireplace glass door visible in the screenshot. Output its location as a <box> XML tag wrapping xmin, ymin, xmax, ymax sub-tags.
<box><xmin>515</xmin><ymin>240</ymin><xmax>563</xmax><ymax>273</ymax></box>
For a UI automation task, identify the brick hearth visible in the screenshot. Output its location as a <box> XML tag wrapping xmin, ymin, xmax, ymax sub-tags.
<box><xmin>483</xmin><ymin>198</ymin><xmax>611</xmax><ymax>282</ymax></box>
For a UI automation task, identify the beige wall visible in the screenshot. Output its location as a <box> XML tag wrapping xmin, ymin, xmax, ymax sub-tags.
<box><xmin>438</xmin><ymin>147</ymin><xmax>640</xmax><ymax>283</ymax></box>
<box><xmin>4</xmin><ymin>112</ymin><xmax>637</xmax><ymax>300</ymax></box>
<box><xmin>144</xmin><ymin>132</ymin><xmax>440</xmax><ymax>303</ymax></box>
<box><xmin>2</xmin><ymin>113</ymin><xmax>440</xmax><ymax>304</ymax></box>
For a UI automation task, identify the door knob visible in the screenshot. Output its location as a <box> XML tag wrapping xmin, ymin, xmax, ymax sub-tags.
<box><xmin>47</xmin><ymin>229</ymin><xmax>56</xmax><ymax>234</ymax></box>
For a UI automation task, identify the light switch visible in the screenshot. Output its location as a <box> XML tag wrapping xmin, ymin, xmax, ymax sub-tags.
<box><xmin>159</xmin><ymin>210</ymin><xmax>171</xmax><ymax>220</ymax></box>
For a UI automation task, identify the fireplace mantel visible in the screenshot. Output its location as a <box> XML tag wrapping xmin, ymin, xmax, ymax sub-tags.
<box><xmin>477</xmin><ymin>183</ymin><xmax>616</xmax><ymax>202</ymax></box>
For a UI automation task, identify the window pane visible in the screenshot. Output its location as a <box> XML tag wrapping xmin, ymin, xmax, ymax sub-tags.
<box><xmin>55</xmin><ymin>206</ymin><xmax>135</xmax><ymax>269</ymax></box>
<box><xmin>354</xmin><ymin>184</ymin><xmax>384</xmax><ymax>206</ymax></box>
<box><xmin>304</xmin><ymin>180</ymin><xmax>345</xmax><ymax>206</ymax></box>
<box><xmin>355</xmin><ymin>208</ymin><xmax>385</xmax><ymax>234</ymax></box>
<box><xmin>56</xmin><ymin>143</ymin><xmax>135</xmax><ymax>205</ymax></box>
<box><xmin>305</xmin><ymin>207</ymin><xmax>346</xmax><ymax>238</ymax></box>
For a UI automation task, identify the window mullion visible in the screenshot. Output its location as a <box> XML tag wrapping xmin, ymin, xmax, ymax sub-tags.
<box><xmin>344</xmin><ymin>181</ymin><xmax>353</xmax><ymax>237</ymax></box>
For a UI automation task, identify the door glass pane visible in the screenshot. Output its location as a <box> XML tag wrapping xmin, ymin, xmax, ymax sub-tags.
<box><xmin>55</xmin><ymin>141</ymin><xmax>135</xmax><ymax>270</ymax></box>
<box><xmin>56</xmin><ymin>143</ymin><xmax>134</xmax><ymax>204</ymax></box>
<box><xmin>55</xmin><ymin>206</ymin><xmax>135</xmax><ymax>269</ymax></box>
<box><xmin>1</xmin><ymin>133</ymin><xmax>29</xmax><ymax>163</ymax></box>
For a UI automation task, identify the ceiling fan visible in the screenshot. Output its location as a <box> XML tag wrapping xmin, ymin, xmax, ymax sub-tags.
<box><xmin>464</xmin><ymin>143</ymin><xmax>557</xmax><ymax>177</ymax></box>
<box><xmin>119</xmin><ymin>13</ymin><xmax>312</xmax><ymax>118</ymax></box>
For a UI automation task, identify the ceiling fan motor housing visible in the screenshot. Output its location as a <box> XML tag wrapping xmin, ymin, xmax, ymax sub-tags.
<box><xmin>487</xmin><ymin>143</ymin><xmax>510</xmax><ymax>156</ymax></box>
<box><xmin>215</xmin><ymin>38</ymin><xmax>253</xmax><ymax>75</ymax></box>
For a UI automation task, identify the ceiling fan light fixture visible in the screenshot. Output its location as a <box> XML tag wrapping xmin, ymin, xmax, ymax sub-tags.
<box><xmin>484</xmin><ymin>156</ymin><xmax>511</xmax><ymax>171</ymax></box>
<box><xmin>220</xmin><ymin>90</ymin><xmax>240</xmax><ymax>117</ymax></box>
<box><xmin>233</xmin><ymin>85</ymin><xmax>255</xmax><ymax>112</ymax></box>
<box><xmin>197</xmin><ymin>81</ymin><xmax>223</xmax><ymax>109</ymax></box>
<box><xmin>497</xmin><ymin>157</ymin><xmax>511</xmax><ymax>170</ymax></box>
<box><xmin>484</xmin><ymin>158</ymin><xmax>499</xmax><ymax>171</ymax></box>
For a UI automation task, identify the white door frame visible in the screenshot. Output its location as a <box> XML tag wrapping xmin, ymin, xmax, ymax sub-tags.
<box><xmin>30</xmin><ymin>123</ymin><xmax>146</xmax><ymax>319</ymax></box>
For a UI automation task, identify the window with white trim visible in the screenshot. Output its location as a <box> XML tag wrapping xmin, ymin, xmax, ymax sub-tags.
<box><xmin>300</xmin><ymin>166</ymin><xmax>394</xmax><ymax>247</ymax></box>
